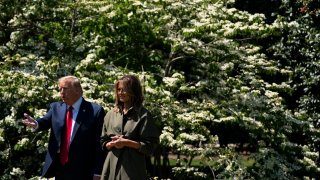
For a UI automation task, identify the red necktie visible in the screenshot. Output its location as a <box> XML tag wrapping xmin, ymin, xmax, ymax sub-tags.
<box><xmin>60</xmin><ymin>106</ymin><xmax>73</xmax><ymax>166</ymax></box>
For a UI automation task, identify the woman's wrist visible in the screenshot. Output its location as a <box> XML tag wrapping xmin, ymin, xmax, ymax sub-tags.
<box><xmin>106</xmin><ymin>142</ymin><xmax>112</xmax><ymax>150</ymax></box>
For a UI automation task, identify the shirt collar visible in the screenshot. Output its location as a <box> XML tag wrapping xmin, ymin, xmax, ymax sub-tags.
<box><xmin>69</xmin><ymin>97</ymin><xmax>83</xmax><ymax>112</ymax></box>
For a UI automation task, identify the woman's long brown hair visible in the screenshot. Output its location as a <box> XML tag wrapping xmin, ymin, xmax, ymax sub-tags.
<box><xmin>114</xmin><ymin>75</ymin><xmax>144</xmax><ymax>113</ymax></box>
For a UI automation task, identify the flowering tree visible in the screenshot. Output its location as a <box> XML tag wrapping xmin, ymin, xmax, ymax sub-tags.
<box><xmin>0</xmin><ymin>0</ymin><xmax>319</xmax><ymax>179</ymax></box>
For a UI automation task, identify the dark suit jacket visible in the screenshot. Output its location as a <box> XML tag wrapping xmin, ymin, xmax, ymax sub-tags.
<box><xmin>36</xmin><ymin>98</ymin><xmax>106</xmax><ymax>179</ymax></box>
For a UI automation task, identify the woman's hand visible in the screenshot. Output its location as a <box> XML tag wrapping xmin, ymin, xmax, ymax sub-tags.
<box><xmin>106</xmin><ymin>135</ymin><xmax>141</xmax><ymax>150</ymax></box>
<box><xmin>106</xmin><ymin>135</ymin><xmax>125</xmax><ymax>149</ymax></box>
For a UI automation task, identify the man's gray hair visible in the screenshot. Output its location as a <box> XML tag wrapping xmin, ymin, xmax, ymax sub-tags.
<box><xmin>59</xmin><ymin>75</ymin><xmax>83</xmax><ymax>94</ymax></box>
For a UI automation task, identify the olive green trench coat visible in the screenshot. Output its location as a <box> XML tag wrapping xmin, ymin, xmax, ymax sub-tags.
<box><xmin>100</xmin><ymin>107</ymin><xmax>160</xmax><ymax>180</ymax></box>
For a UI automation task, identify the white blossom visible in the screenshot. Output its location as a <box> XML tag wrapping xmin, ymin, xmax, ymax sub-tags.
<box><xmin>10</xmin><ymin>167</ymin><xmax>25</xmax><ymax>176</ymax></box>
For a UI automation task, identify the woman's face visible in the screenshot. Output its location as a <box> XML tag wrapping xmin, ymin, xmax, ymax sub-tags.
<box><xmin>117</xmin><ymin>81</ymin><xmax>130</xmax><ymax>104</ymax></box>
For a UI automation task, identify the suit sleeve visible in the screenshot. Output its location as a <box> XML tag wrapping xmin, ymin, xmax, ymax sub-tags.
<box><xmin>36</xmin><ymin>103</ymin><xmax>55</xmax><ymax>131</ymax></box>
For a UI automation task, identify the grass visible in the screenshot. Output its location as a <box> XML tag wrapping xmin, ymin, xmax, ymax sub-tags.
<box><xmin>151</xmin><ymin>153</ymin><xmax>256</xmax><ymax>168</ymax></box>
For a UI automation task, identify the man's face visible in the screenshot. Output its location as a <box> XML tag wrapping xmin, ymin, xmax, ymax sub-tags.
<box><xmin>59</xmin><ymin>80</ymin><xmax>80</xmax><ymax>105</ymax></box>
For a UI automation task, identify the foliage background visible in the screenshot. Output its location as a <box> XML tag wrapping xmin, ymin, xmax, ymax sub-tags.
<box><xmin>1</xmin><ymin>0</ymin><xmax>320</xmax><ymax>179</ymax></box>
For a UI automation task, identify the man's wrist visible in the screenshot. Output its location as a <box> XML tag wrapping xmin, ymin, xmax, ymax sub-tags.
<box><xmin>31</xmin><ymin>121</ymin><xmax>39</xmax><ymax>132</ymax></box>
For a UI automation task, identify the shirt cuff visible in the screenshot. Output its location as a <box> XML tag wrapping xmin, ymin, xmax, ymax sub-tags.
<box><xmin>31</xmin><ymin>121</ymin><xmax>39</xmax><ymax>132</ymax></box>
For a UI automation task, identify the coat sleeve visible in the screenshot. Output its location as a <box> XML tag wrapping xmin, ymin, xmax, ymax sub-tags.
<box><xmin>138</xmin><ymin>110</ymin><xmax>160</xmax><ymax>156</ymax></box>
<box><xmin>94</xmin><ymin>105</ymin><xmax>106</xmax><ymax>175</ymax></box>
<box><xmin>100</xmin><ymin>110</ymin><xmax>113</xmax><ymax>152</ymax></box>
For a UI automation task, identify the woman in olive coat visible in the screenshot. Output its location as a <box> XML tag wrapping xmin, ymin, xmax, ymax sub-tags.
<box><xmin>100</xmin><ymin>75</ymin><xmax>160</xmax><ymax>180</ymax></box>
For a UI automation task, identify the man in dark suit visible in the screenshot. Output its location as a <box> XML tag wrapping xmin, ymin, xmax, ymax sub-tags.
<box><xmin>22</xmin><ymin>75</ymin><xmax>106</xmax><ymax>180</ymax></box>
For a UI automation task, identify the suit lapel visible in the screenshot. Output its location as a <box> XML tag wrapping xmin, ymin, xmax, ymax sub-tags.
<box><xmin>70</xmin><ymin>100</ymin><xmax>87</xmax><ymax>142</ymax></box>
<box><xmin>56</xmin><ymin>103</ymin><xmax>67</xmax><ymax>145</ymax></box>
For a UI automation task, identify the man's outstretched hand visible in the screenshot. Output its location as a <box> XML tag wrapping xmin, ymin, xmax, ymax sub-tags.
<box><xmin>22</xmin><ymin>113</ymin><xmax>37</xmax><ymax>129</ymax></box>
